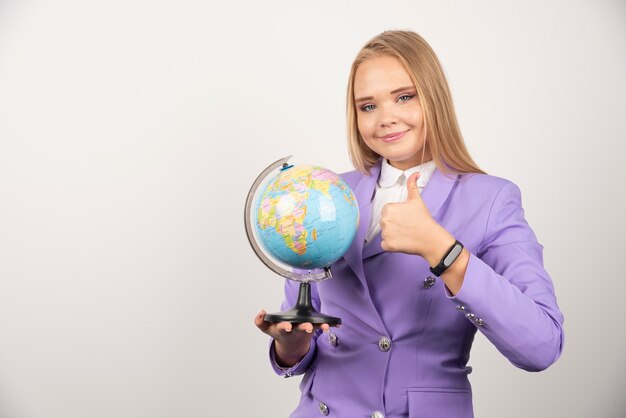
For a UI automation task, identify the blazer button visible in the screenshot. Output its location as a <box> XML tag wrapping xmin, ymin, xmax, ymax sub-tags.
<box><xmin>371</xmin><ymin>411</ymin><xmax>385</xmax><ymax>418</ymax></box>
<box><xmin>378</xmin><ymin>337</ymin><xmax>391</xmax><ymax>352</ymax></box>
<box><xmin>465</xmin><ymin>313</ymin><xmax>476</xmax><ymax>320</ymax></box>
<box><xmin>423</xmin><ymin>276</ymin><xmax>436</xmax><ymax>288</ymax></box>
<box><xmin>456</xmin><ymin>305</ymin><xmax>466</xmax><ymax>311</ymax></box>
<box><xmin>475</xmin><ymin>318</ymin><xmax>485</xmax><ymax>327</ymax></box>
<box><xmin>328</xmin><ymin>333</ymin><xmax>338</xmax><ymax>347</ymax></box>
<box><xmin>319</xmin><ymin>402</ymin><xmax>329</xmax><ymax>416</ymax></box>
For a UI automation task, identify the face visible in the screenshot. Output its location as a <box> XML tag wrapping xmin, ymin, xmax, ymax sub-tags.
<box><xmin>353</xmin><ymin>55</ymin><xmax>430</xmax><ymax>171</ymax></box>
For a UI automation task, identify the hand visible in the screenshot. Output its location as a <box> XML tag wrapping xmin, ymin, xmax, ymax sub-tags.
<box><xmin>380</xmin><ymin>172</ymin><xmax>454</xmax><ymax>261</ymax></box>
<box><xmin>380</xmin><ymin>172</ymin><xmax>469</xmax><ymax>295</ymax></box>
<box><xmin>254</xmin><ymin>309</ymin><xmax>330</xmax><ymax>367</ymax></box>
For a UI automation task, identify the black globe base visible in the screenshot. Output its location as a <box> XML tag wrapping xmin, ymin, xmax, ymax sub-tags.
<box><xmin>264</xmin><ymin>282</ymin><xmax>342</xmax><ymax>326</ymax></box>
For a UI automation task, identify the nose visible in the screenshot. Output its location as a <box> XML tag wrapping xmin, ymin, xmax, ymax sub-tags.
<box><xmin>378</xmin><ymin>105</ymin><xmax>398</xmax><ymax>127</ymax></box>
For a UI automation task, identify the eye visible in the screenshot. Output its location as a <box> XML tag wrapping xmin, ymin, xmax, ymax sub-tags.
<box><xmin>360</xmin><ymin>104</ymin><xmax>376</xmax><ymax>112</ymax></box>
<box><xmin>397</xmin><ymin>94</ymin><xmax>415</xmax><ymax>103</ymax></box>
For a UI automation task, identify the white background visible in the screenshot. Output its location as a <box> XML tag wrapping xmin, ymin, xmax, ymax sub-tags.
<box><xmin>0</xmin><ymin>1</ymin><xmax>625</xmax><ymax>417</ymax></box>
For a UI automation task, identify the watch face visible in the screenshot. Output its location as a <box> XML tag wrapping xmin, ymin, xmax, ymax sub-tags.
<box><xmin>443</xmin><ymin>244</ymin><xmax>463</xmax><ymax>267</ymax></box>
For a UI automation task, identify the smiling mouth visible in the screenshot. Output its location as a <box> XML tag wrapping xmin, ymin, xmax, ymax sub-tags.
<box><xmin>379</xmin><ymin>130</ymin><xmax>408</xmax><ymax>143</ymax></box>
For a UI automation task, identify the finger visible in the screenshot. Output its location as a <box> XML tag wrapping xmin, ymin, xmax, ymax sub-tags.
<box><xmin>254</xmin><ymin>309</ymin><xmax>270</xmax><ymax>330</ymax></box>
<box><xmin>405</xmin><ymin>172</ymin><xmax>422</xmax><ymax>201</ymax></box>
<box><xmin>320</xmin><ymin>323</ymin><xmax>330</xmax><ymax>332</ymax></box>
<box><xmin>380</xmin><ymin>202</ymin><xmax>395</xmax><ymax>219</ymax></box>
<box><xmin>277</xmin><ymin>321</ymin><xmax>293</xmax><ymax>334</ymax></box>
<box><xmin>295</xmin><ymin>322</ymin><xmax>314</xmax><ymax>333</ymax></box>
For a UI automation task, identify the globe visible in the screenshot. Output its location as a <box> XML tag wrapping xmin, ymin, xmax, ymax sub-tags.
<box><xmin>253</xmin><ymin>163</ymin><xmax>359</xmax><ymax>270</ymax></box>
<box><xmin>244</xmin><ymin>156</ymin><xmax>358</xmax><ymax>325</ymax></box>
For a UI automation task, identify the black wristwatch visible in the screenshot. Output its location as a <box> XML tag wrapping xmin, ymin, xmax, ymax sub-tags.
<box><xmin>429</xmin><ymin>240</ymin><xmax>464</xmax><ymax>277</ymax></box>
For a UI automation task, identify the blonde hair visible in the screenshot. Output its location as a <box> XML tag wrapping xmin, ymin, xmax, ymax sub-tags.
<box><xmin>347</xmin><ymin>30</ymin><xmax>484</xmax><ymax>175</ymax></box>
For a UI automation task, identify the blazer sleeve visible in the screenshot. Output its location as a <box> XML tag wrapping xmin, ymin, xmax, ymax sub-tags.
<box><xmin>448</xmin><ymin>181</ymin><xmax>564</xmax><ymax>371</ymax></box>
<box><xmin>268</xmin><ymin>279</ymin><xmax>322</xmax><ymax>377</ymax></box>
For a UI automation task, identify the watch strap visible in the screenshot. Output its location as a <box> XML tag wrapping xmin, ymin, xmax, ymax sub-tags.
<box><xmin>429</xmin><ymin>240</ymin><xmax>464</xmax><ymax>277</ymax></box>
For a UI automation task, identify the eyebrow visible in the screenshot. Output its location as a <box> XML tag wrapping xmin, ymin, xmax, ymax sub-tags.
<box><xmin>354</xmin><ymin>86</ymin><xmax>416</xmax><ymax>103</ymax></box>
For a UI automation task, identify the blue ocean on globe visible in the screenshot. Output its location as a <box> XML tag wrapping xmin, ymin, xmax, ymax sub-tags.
<box><xmin>254</xmin><ymin>164</ymin><xmax>359</xmax><ymax>269</ymax></box>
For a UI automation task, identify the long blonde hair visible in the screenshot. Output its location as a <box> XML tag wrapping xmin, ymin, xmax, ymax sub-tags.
<box><xmin>347</xmin><ymin>30</ymin><xmax>484</xmax><ymax>175</ymax></box>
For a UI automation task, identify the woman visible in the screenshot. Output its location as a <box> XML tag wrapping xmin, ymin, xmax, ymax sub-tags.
<box><xmin>255</xmin><ymin>30</ymin><xmax>564</xmax><ymax>418</ymax></box>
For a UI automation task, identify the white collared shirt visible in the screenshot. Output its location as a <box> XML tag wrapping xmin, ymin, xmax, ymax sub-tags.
<box><xmin>365</xmin><ymin>159</ymin><xmax>437</xmax><ymax>244</ymax></box>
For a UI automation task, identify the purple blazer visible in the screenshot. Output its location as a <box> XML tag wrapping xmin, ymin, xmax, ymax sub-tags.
<box><xmin>269</xmin><ymin>159</ymin><xmax>564</xmax><ymax>418</ymax></box>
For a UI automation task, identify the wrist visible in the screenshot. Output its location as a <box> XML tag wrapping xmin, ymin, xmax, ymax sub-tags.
<box><xmin>429</xmin><ymin>240</ymin><xmax>464</xmax><ymax>276</ymax></box>
<box><xmin>423</xmin><ymin>226</ymin><xmax>456</xmax><ymax>267</ymax></box>
<box><xmin>274</xmin><ymin>339</ymin><xmax>310</xmax><ymax>367</ymax></box>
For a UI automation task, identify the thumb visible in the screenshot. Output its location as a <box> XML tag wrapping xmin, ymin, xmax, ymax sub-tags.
<box><xmin>405</xmin><ymin>172</ymin><xmax>422</xmax><ymax>200</ymax></box>
<box><xmin>254</xmin><ymin>309</ymin><xmax>270</xmax><ymax>331</ymax></box>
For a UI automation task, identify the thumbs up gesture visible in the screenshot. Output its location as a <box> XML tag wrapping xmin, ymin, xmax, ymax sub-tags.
<box><xmin>380</xmin><ymin>172</ymin><xmax>454</xmax><ymax>258</ymax></box>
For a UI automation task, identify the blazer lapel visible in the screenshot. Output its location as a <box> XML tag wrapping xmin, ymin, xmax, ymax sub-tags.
<box><xmin>421</xmin><ymin>168</ymin><xmax>460</xmax><ymax>221</ymax></box>
<box><xmin>362</xmin><ymin>166</ymin><xmax>460</xmax><ymax>261</ymax></box>
<box><xmin>336</xmin><ymin>160</ymin><xmax>388</xmax><ymax>335</ymax></box>
<box><xmin>342</xmin><ymin>160</ymin><xmax>381</xmax><ymax>278</ymax></box>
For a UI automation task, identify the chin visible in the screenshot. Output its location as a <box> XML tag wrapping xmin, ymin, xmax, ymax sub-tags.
<box><xmin>387</xmin><ymin>153</ymin><xmax>422</xmax><ymax>169</ymax></box>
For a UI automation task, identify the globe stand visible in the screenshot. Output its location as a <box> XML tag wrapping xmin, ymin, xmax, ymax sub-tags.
<box><xmin>264</xmin><ymin>282</ymin><xmax>342</xmax><ymax>326</ymax></box>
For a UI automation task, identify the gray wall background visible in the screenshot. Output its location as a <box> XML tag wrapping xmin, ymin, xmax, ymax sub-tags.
<box><xmin>1</xmin><ymin>1</ymin><xmax>624</xmax><ymax>417</ymax></box>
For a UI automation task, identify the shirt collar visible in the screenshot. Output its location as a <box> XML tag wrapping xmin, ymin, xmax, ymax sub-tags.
<box><xmin>378</xmin><ymin>158</ymin><xmax>437</xmax><ymax>188</ymax></box>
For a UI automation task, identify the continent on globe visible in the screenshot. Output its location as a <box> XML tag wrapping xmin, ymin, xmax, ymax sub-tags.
<box><xmin>254</xmin><ymin>165</ymin><xmax>359</xmax><ymax>269</ymax></box>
